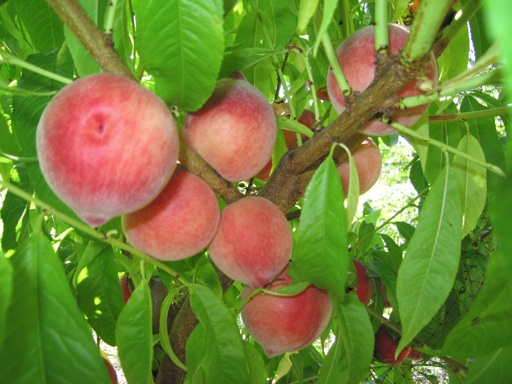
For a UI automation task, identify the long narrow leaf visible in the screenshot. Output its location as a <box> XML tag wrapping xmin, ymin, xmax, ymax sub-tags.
<box><xmin>397</xmin><ymin>166</ymin><xmax>463</xmax><ymax>352</ymax></box>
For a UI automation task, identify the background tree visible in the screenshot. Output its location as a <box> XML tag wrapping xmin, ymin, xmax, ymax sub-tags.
<box><xmin>0</xmin><ymin>0</ymin><xmax>511</xmax><ymax>383</ymax></box>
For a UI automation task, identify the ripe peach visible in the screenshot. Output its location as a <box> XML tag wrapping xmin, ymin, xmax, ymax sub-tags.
<box><xmin>208</xmin><ymin>196</ymin><xmax>292</xmax><ymax>288</ymax></box>
<box><xmin>183</xmin><ymin>79</ymin><xmax>276</xmax><ymax>182</ymax></box>
<box><xmin>379</xmin><ymin>283</ymin><xmax>392</xmax><ymax>309</ymax></box>
<box><xmin>119</xmin><ymin>274</ymin><xmax>131</xmax><ymax>304</ymax></box>
<box><xmin>352</xmin><ymin>259</ymin><xmax>374</xmax><ymax>305</ymax></box>
<box><xmin>122</xmin><ymin>167</ymin><xmax>220</xmax><ymax>261</ymax></box>
<box><xmin>337</xmin><ymin>137</ymin><xmax>382</xmax><ymax>196</ymax></box>
<box><xmin>36</xmin><ymin>73</ymin><xmax>179</xmax><ymax>227</ymax></box>
<box><xmin>327</xmin><ymin>24</ymin><xmax>438</xmax><ymax>135</ymax></box>
<box><xmin>241</xmin><ymin>267</ymin><xmax>333</xmax><ymax>357</ymax></box>
<box><xmin>374</xmin><ymin>325</ymin><xmax>411</xmax><ymax>365</ymax></box>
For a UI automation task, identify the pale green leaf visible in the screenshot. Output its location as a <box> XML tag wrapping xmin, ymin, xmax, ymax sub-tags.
<box><xmin>292</xmin><ymin>156</ymin><xmax>348</xmax><ymax>302</ymax></box>
<box><xmin>452</xmin><ymin>134</ymin><xmax>487</xmax><ymax>238</ymax></box>
<box><xmin>297</xmin><ymin>0</ymin><xmax>319</xmax><ymax>34</ymax></box>
<box><xmin>318</xmin><ymin>295</ymin><xmax>374</xmax><ymax>384</ymax></box>
<box><xmin>116</xmin><ymin>280</ymin><xmax>154</xmax><ymax>384</ymax></box>
<box><xmin>397</xmin><ymin>166</ymin><xmax>463</xmax><ymax>352</ymax></box>
<box><xmin>189</xmin><ymin>284</ymin><xmax>250</xmax><ymax>384</ymax></box>
<box><xmin>313</xmin><ymin>0</ymin><xmax>338</xmax><ymax>56</ymax></box>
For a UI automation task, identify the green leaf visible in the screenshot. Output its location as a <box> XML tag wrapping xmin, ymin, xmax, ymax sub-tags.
<box><xmin>313</xmin><ymin>0</ymin><xmax>338</xmax><ymax>56</ymax></box>
<box><xmin>1</xmin><ymin>164</ymin><xmax>30</xmax><ymax>251</ymax></box>
<box><xmin>461</xmin><ymin>95</ymin><xmax>506</xmax><ymax>190</ymax></box>
<box><xmin>441</xmin><ymin>251</ymin><xmax>512</xmax><ymax>357</ymax></box>
<box><xmin>133</xmin><ymin>0</ymin><xmax>224</xmax><ymax>111</ymax></box>
<box><xmin>394</xmin><ymin>221</ymin><xmax>415</xmax><ymax>245</ymax></box>
<box><xmin>318</xmin><ymin>294</ymin><xmax>374</xmax><ymax>384</ymax></box>
<box><xmin>219</xmin><ymin>47</ymin><xmax>279</xmax><ymax>79</ymax></box>
<box><xmin>452</xmin><ymin>134</ymin><xmax>487</xmax><ymax>238</ymax></box>
<box><xmin>243</xmin><ymin>341</ymin><xmax>268</xmax><ymax>384</ymax></box>
<box><xmin>0</xmin><ymin>251</ymin><xmax>13</xmax><ymax>348</ymax></box>
<box><xmin>185</xmin><ymin>324</ymin><xmax>208</xmax><ymax>383</ymax></box>
<box><xmin>260</xmin><ymin>0</ymin><xmax>297</xmax><ymax>48</ymax></box>
<box><xmin>76</xmin><ymin>245</ymin><xmax>124</xmax><ymax>346</ymax></box>
<box><xmin>465</xmin><ymin>343</ymin><xmax>512</xmax><ymax>384</ymax></box>
<box><xmin>423</xmin><ymin>120</ymin><xmax>464</xmax><ymax>184</ymax></box>
<box><xmin>437</xmin><ymin>22</ymin><xmax>469</xmax><ymax>83</ymax></box>
<box><xmin>292</xmin><ymin>156</ymin><xmax>348</xmax><ymax>302</ymax></box>
<box><xmin>15</xmin><ymin>0</ymin><xmax>64</xmax><ymax>53</ymax></box>
<box><xmin>396</xmin><ymin>166</ymin><xmax>463</xmax><ymax>352</ymax></box>
<box><xmin>342</xmin><ymin>145</ymin><xmax>360</xmax><ymax>227</ymax></box>
<box><xmin>0</xmin><ymin>231</ymin><xmax>110</xmax><ymax>384</ymax></box>
<box><xmin>189</xmin><ymin>283</ymin><xmax>250</xmax><ymax>384</ymax></box>
<box><xmin>297</xmin><ymin>0</ymin><xmax>319</xmax><ymax>34</ymax></box>
<box><xmin>116</xmin><ymin>279</ymin><xmax>154</xmax><ymax>384</ymax></box>
<box><xmin>63</xmin><ymin>0</ymin><xmax>107</xmax><ymax>76</ymax></box>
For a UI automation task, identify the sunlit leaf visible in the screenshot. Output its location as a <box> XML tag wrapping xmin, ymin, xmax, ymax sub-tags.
<box><xmin>292</xmin><ymin>155</ymin><xmax>348</xmax><ymax>302</ymax></box>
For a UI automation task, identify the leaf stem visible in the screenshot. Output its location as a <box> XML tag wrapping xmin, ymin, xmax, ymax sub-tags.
<box><xmin>374</xmin><ymin>0</ymin><xmax>389</xmax><ymax>52</ymax></box>
<box><xmin>429</xmin><ymin>106</ymin><xmax>512</xmax><ymax>124</ymax></box>
<box><xmin>0</xmin><ymin>177</ymin><xmax>187</xmax><ymax>284</ymax></box>
<box><xmin>401</xmin><ymin>68</ymin><xmax>503</xmax><ymax>108</ymax></box>
<box><xmin>390</xmin><ymin>121</ymin><xmax>506</xmax><ymax>177</ymax></box>
<box><xmin>0</xmin><ymin>50</ymin><xmax>72</xmax><ymax>85</ymax></box>
<box><xmin>321</xmin><ymin>32</ymin><xmax>351</xmax><ymax>97</ymax></box>
<box><xmin>103</xmin><ymin>0</ymin><xmax>117</xmax><ymax>34</ymax></box>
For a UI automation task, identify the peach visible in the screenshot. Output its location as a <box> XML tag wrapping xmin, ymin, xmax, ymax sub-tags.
<box><xmin>122</xmin><ymin>167</ymin><xmax>220</xmax><ymax>261</ymax></box>
<box><xmin>337</xmin><ymin>137</ymin><xmax>382</xmax><ymax>196</ymax></box>
<box><xmin>119</xmin><ymin>274</ymin><xmax>131</xmax><ymax>304</ymax></box>
<box><xmin>380</xmin><ymin>283</ymin><xmax>392</xmax><ymax>309</ymax></box>
<box><xmin>352</xmin><ymin>259</ymin><xmax>374</xmax><ymax>305</ymax></box>
<box><xmin>36</xmin><ymin>73</ymin><xmax>178</xmax><ymax>227</ymax></box>
<box><xmin>183</xmin><ymin>79</ymin><xmax>276</xmax><ymax>182</ymax></box>
<box><xmin>374</xmin><ymin>325</ymin><xmax>411</xmax><ymax>365</ymax></box>
<box><xmin>207</xmin><ymin>196</ymin><xmax>292</xmax><ymax>288</ymax></box>
<box><xmin>327</xmin><ymin>24</ymin><xmax>438</xmax><ymax>135</ymax></box>
<box><xmin>241</xmin><ymin>267</ymin><xmax>333</xmax><ymax>357</ymax></box>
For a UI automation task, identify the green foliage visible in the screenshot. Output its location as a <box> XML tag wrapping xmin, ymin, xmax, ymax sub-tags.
<box><xmin>0</xmin><ymin>0</ymin><xmax>511</xmax><ymax>383</ymax></box>
<box><xmin>291</xmin><ymin>154</ymin><xmax>348</xmax><ymax>302</ymax></box>
<box><xmin>0</xmin><ymin>230</ymin><xmax>111</xmax><ymax>384</ymax></box>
